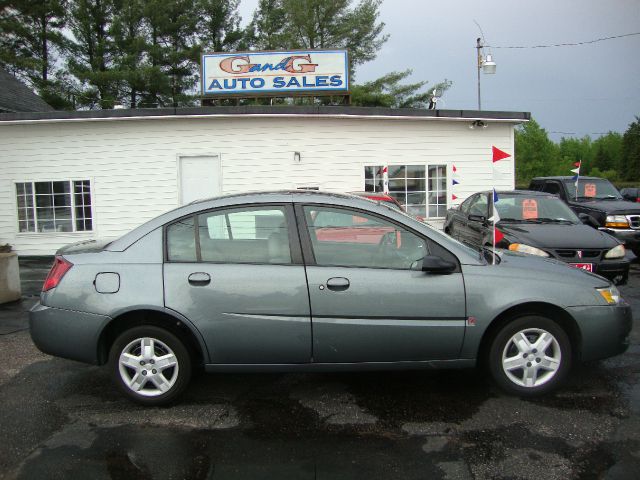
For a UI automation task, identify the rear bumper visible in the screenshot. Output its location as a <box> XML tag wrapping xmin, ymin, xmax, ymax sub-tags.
<box><xmin>29</xmin><ymin>302</ymin><xmax>110</xmax><ymax>365</ymax></box>
<box><xmin>568</xmin><ymin>304</ymin><xmax>632</xmax><ymax>362</ymax></box>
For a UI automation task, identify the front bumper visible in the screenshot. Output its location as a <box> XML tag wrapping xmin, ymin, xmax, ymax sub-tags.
<box><xmin>568</xmin><ymin>303</ymin><xmax>632</xmax><ymax>362</ymax></box>
<box><xmin>593</xmin><ymin>259</ymin><xmax>630</xmax><ymax>285</ymax></box>
<box><xmin>29</xmin><ymin>302</ymin><xmax>111</xmax><ymax>365</ymax></box>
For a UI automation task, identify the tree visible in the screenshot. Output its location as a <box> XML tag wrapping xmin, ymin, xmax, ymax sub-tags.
<box><xmin>351</xmin><ymin>70</ymin><xmax>451</xmax><ymax>108</ymax></box>
<box><xmin>557</xmin><ymin>136</ymin><xmax>592</xmax><ymax>175</ymax></box>
<box><xmin>197</xmin><ymin>0</ymin><xmax>243</xmax><ymax>53</ymax></box>
<box><xmin>592</xmin><ymin>132</ymin><xmax>622</xmax><ymax>174</ymax></box>
<box><xmin>109</xmin><ymin>0</ymin><xmax>147</xmax><ymax>108</ymax></box>
<box><xmin>142</xmin><ymin>0</ymin><xmax>199</xmax><ymax>107</ymax></box>
<box><xmin>67</xmin><ymin>0</ymin><xmax>119</xmax><ymax>109</ymax></box>
<box><xmin>0</xmin><ymin>0</ymin><xmax>71</xmax><ymax>108</ymax></box>
<box><xmin>245</xmin><ymin>0</ymin><xmax>287</xmax><ymax>50</ymax></box>
<box><xmin>514</xmin><ymin>118</ymin><xmax>559</xmax><ymax>184</ymax></box>
<box><xmin>621</xmin><ymin>116</ymin><xmax>640</xmax><ymax>181</ymax></box>
<box><xmin>247</xmin><ymin>0</ymin><xmax>388</xmax><ymax>74</ymax></box>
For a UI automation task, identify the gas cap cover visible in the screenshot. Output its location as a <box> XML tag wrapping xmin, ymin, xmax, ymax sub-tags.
<box><xmin>94</xmin><ymin>272</ymin><xmax>120</xmax><ymax>294</ymax></box>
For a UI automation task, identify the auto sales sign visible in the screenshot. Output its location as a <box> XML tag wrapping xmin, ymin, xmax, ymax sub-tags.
<box><xmin>201</xmin><ymin>50</ymin><xmax>349</xmax><ymax>96</ymax></box>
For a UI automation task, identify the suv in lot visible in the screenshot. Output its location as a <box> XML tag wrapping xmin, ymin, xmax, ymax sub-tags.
<box><xmin>529</xmin><ymin>176</ymin><xmax>640</xmax><ymax>257</ymax></box>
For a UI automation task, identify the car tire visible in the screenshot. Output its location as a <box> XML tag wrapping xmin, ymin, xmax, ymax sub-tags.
<box><xmin>109</xmin><ymin>325</ymin><xmax>192</xmax><ymax>406</ymax></box>
<box><xmin>488</xmin><ymin>315</ymin><xmax>571</xmax><ymax>396</ymax></box>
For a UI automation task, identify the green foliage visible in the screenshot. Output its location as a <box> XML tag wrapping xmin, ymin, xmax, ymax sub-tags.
<box><xmin>0</xmin><ymin>0</ymin><xmax>71</xmax><ymax>106</ymax></box>
<box><xmin>350</xmin><ymin>70</ymin><xmax>451</xmax><ymax>108</ymax></box>
<box><xmin>621</xmin><ymin>116</ymin><xmax>640</xmax><ymax>181</ymax></box>
<box><xmin>516</xmin><ymin>117</ymin><xmax>639</xmax><ymax>184</ymax></box>
<box><xmin>247</xmin><ymin>0</ymin><xmax>388</xmax><ymax>74</ymax></box>
<box><xmin>514</xmin><ymin>119</ymin><xmax>559</xmax><ymax>184</ymax></box>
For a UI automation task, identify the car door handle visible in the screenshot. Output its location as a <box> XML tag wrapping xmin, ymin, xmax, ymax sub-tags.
<box><xmin>188</xmin><ymin>272</ymin><xmax>211</xmax><ymax>286</ymax></box>
<box><xmin>326</xmin><ymin>277</ymin><xmax>350</xmax><ymax>292</ymax></box>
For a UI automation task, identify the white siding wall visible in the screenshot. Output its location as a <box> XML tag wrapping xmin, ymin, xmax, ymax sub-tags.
<box><xmin>0</xmin><ymin>115</ymin><xmax>516</xmax><ymax>255</ymax></box>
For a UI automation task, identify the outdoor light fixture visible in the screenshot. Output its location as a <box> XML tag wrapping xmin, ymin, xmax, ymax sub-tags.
<box><xmin>476</xmin><ymin>37</ymin><xmax>497</xmax><ymax>110</ymax></box>
<box><xmin>469</xmin><ymin>120</ymin><xmax>488</xmax><ymax>129</ymax></box>
<box><xmin>294</xmin><ymin>151</ymin><xmax>301</xmax><ymax>162</ymax></box>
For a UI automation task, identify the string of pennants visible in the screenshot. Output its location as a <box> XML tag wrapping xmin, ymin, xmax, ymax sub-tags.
<box><xmin>451</xmin><ymin>146</ymin><xmax>511</xmax><ymax>203</ymax></box>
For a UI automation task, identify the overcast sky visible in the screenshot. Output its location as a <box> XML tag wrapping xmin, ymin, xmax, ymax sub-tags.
<box><xmin>237</xmin><ymin>0</ymin><xmax>640</xmax><ymax>141</ymax></box>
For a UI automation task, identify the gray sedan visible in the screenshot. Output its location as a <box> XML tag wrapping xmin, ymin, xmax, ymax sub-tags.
<box><xmin>30</xmin><ymin>191</ymin><xmax>632</xmax><ymax>405</ymax></box>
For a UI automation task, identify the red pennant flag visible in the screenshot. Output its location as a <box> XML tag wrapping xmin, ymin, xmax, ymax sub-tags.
<box><xmin>494</xmin><ymin>228</ymin><xmax>504</xmax><ymax>243</ymax></box>
<box><xmin>453</xmin><ymin>165</ymin><xmax>457</xmax><ymax>173</ymax></box>
<box><xmin>452</xmin><ymin>194</ymin><xmax>458</xmax><ymax>200</ymax></box>
<box><xmin>492</xmin><ymin>146</ymin><xmax>511</xmax><ymax>163</ymax></box>
<box><xmin>573</xmin><ymin>161</ymin><xmax>581</xmax><ymax>167</ymax></box>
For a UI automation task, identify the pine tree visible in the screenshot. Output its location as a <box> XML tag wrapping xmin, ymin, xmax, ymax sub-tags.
<box><xmin>197</xmin><ymin>0</ymin><xmax>243</xmax><ymax>53</ymax></box>
<box><xmin>110</xmin><ymin>0</ymin><xmax>147</xmax><ymax>107</ymax></box>
<box><xmin>142</xmin><ymin>0</ymin><xmax>199</xmax><ymax>107</ymax></box>
<box><xmin>621</xmin><ymin>117</ymin><xmax>640</xmax><ymax>181</ymax></box>
<box><xmin>67</xmin><ymin>0</ymin><xmax>118</xmax><ymax>109</ymax></box>
<box><xmin>0</xmin><ymin>0</ymin><xmax>71</xmax><ymax>108</ymax></box>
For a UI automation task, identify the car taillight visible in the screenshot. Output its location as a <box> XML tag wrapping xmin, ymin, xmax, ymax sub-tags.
<box><xmin>43</xmin><ymin>256</ymin><xmax>73</xmax><ymax>291</ymax></box>
<box><xmin>636</xmin><ymin>197</ymin><xmax>640</xmax><ymax>203</ymax></box>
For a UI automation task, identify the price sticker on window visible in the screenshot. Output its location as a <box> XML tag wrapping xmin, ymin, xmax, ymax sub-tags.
<box><xmin>584</xmin><ymin>183</ymin><xmax>597</xmax><ymax>197</ymax></box>
<box><xmin>522</xmin><ymin>199</ymin><xmax>538</xmax><ymax>219</ymax></box>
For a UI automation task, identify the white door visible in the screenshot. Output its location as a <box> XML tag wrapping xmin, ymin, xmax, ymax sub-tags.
<box><xmin>179</xmin><ymin>155</ymin><xmax>221</xmax><ymax>205</ymax></box>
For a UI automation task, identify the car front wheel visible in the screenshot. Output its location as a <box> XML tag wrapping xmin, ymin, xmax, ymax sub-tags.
<box><xmin>109</xmin><ymin>326</ymin><xmax>192</xmax><ymax>405</ymax></box>
<box><xmin>489</xmin><ymin>316</ymin><xmax>571</xmax><ymax>396</ymax></box>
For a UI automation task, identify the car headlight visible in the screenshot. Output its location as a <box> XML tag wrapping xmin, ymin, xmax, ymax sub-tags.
<box><xmin>508</xmin><ymin>243</ymin><xmax>550</xmax><ymax>257</ymax></box>
<box><xmin>605</xmin><ymin>215</ymin><xmax>629</xmax><ymax>228</ymax></box>
<box><xmin>597</xmin><ymin>286</ymin><xmax>622</xmax><ymax>305</ymax></box>
<box><xmin>604</xmin><ymin>244</ymin><xmax>626</xmax><ymax>259</ymax></box>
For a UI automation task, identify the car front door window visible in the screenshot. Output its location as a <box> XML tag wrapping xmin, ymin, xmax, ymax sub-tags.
<box><xmin>303</xmin><ymin>206</ymin><xmax>427</xmax><ymax>270</ymax></box>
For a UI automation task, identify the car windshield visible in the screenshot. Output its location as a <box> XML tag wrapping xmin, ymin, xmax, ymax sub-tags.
<box><xmin>495</xmin><ymin>194</ymin><xmax>580</xmax><ymax>224</ymax></box>
<box><xmin>562</xmin><ymin>179</ymin><xmax>622</xmax><ymax>200</ymax></box>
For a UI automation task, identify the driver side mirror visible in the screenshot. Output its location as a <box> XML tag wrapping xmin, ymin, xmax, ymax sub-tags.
<box><xmin>578</xmin><ymin>213</ymin><xmax>599</xmax><ymax>228</ymax></box>
<box><xmin>413</xmin><ymin>255</ymin><xmax>457</xmax><ymax>274</ymax></box>
<box><xmin>468</xmin><ymin>214</ymin><xmax>487</xmax><ymax>224</ymax></box>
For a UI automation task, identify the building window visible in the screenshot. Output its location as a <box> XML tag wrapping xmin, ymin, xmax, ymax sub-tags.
<box><xmin>15</xmin><ymin>180</ymin><xmax>93</xmax><ymax>233</ymax></box>
<box><xmin>428</xmin><ymin>165</ymin><xmax>447</xmax><ymax>218</ymax></box>
<box><xmin>364</xmin><ymin>165</ymin><xmax>447</xmax><ymax>219</ymax></box>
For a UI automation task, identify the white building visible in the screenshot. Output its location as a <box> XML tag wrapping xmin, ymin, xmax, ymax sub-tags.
<box><xmin>0</xmin><ymin>106</ymin><xmax>528</xmax><ymax>256</ymax></box>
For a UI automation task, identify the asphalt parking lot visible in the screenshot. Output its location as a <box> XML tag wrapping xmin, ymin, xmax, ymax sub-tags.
<box><xmin>0</xmin><ymin>258</ymin><xmax>639</xmax><ymax>479</ymax></box>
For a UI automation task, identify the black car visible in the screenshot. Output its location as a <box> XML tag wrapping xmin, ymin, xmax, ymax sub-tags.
<box><xmin>620</xmin><ymin>187</ymin><xmax>640</xmax><ymax>203</ymax></box>
<box><xmin>529</xmin><ymin>176</ymin><xmax>640</xmax><ymax>258</ymax></box>
<box><xmin>443</xmin><ymin>190</ymin><xmax>630</xmax><ymax>284</ymax></box>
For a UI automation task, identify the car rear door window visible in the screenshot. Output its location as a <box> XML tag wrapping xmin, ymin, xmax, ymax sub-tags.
<box><xmin>166</xmin><ymin>216</ymin><xmax>197</xmax><ymax>262</ymax></box>
<box><xmin>303</xmin><ymin>206</ymin><xmax>427</xmax><ymax>269</ymax></box>
<box><xmin>198</xmin><ymin>207</ymin><xmax>291</xmax><ymax>264</ymax></box>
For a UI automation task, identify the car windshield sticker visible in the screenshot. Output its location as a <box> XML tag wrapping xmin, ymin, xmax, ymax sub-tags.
<box><xmin>522</xmin><ymin>199</ymin><xmax>538</xmax><ymax>219</ymax></box>
<box><xmin>584</xmin><ymin>183</ymin><xmax>597</xmax><ymax>197</ymax></box>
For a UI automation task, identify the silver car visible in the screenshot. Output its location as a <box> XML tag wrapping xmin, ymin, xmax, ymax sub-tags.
<box><xmin>30</xmin><ymin>191</ymin><xmax>632</xmax><ymax>405</ymax></box>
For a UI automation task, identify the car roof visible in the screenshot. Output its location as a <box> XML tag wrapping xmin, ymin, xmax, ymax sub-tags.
<box><xmin>477</xmin><ymin>190</ymin><xmax>559</xmax><ymax>198</ymax></box>
<box><xmin>107</xmin><ymin>190</ymin><xmax>392</xmax><ymax>251</ymax></box>
<box><xmin>530</xmin><ymin>176</ymin><xmax>607</xmax><ymax>181</ymax></box>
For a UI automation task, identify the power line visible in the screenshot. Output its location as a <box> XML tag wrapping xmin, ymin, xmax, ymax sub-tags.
<box><xmin>486</xmin><ymin>32</ymin><xmax>640</xmax><ymax>49</ymax></box>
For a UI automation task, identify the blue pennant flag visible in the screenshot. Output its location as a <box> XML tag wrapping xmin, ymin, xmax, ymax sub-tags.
<box><xmin>493</xmin><ymin>188</ymin><xmax>499</xmax><ymax>203</ymax></box>
<box><xmin>452</xmin><ymin>179</ymin><xmax>460</xmax><ymax>186</ymax></box>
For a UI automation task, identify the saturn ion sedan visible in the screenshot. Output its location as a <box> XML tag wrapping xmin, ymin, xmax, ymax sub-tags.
<box><xmin>30</xmin><ymin>191</ymin><xmax>632</xmax><ymax>405</ymax></box>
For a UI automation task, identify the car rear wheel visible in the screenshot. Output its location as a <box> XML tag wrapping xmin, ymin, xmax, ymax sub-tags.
<box><xmin>488</xmin><ymin>316</ymin><xmax>571</xmax><ymax>396</ymax></box>
<box><xmin>109</xmin><ymin>326</ymin><xmax>192</xmax><ymax>406</ymax></box>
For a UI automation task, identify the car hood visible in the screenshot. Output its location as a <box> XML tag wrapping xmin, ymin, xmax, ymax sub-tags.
<box><xmin>498</xmin><ymin>223</ymin><xmax>619</xmax><ymax>249</ymax></box>
<box><xmin>573</xmin><ymin>199</ymin><xmax>640</xmax><ymax>214</ymax></box>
